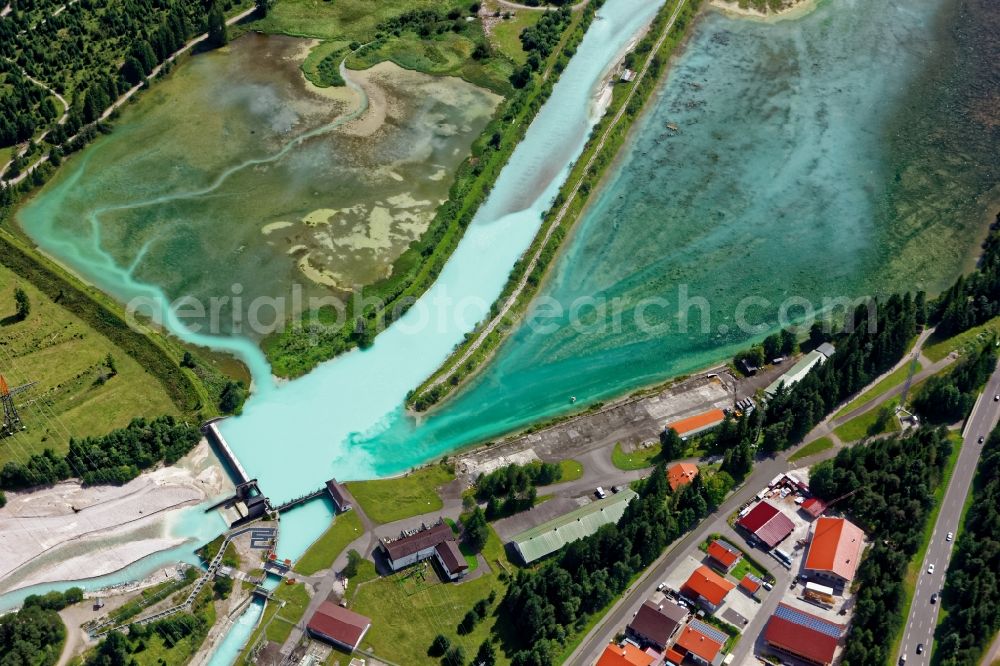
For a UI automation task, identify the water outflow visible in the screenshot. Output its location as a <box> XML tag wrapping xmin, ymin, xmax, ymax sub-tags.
<box><xmin>217</xmin><ymin>0</ymin><xmax>667</xmax><ymax>499</ymax></box>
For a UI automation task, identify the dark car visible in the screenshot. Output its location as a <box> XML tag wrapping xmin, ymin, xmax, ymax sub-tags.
<box><xmin>930</xmin><ymin>593</ymin><xmax>938</xmax><ymax>604</ymax></box>
<box><xmin>917</xmin><ymin>644</ymin><xmax>924</xmax><ymax>655</ymax></box>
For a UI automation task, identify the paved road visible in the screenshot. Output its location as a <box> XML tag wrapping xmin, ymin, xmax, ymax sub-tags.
<box><xmin>896</xmin><ymin>361</ymin><xmax>1000</xmax><ymax>666</ymax></box>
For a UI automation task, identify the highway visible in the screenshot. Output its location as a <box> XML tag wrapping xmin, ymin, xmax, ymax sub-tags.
<box><xmin>895</xmin><ymin>360</ymin><xmax>1000</xmax><ymax>666</ymax></box>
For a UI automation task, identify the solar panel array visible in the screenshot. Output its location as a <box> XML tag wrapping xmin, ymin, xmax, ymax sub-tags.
<box><xmin>688</xmin><ymin>619</ymin><xmax>729</xmax><ymax>645</ymax></box>
<box><xmin>774</xmin><ymin>603</ymin><xmax>844</xmax><ymax>638</ymax></box>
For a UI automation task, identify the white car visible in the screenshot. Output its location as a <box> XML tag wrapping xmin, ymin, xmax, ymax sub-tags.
<box><xmin>927</xmin><ymin>564</ymin><xmax>935</xmax><ymax>574</ymax></box>
<box><xmin>946</xmin><ymin>532</ymin><xmax>953</xmax><ymax>541</ymax></box>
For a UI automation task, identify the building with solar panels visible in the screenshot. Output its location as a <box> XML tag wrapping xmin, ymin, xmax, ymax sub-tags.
<box><xmin>510</xmin><ymin>489</ymin><xmax>638</xmax><ymax>564</ymax></box>
<box><xmin>763</xmin><ymin>602</ymin><xmax>846</xmax><ymax>666</ymax></box>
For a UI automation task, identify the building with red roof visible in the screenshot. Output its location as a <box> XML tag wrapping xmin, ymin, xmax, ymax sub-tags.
<box><xmin>306</xmin><ymin>601</ymin><xmax>371</xmax><ymax>652</ymax></box>
<box><xmin>800</xmin><ymin>497</ymin><xmax>827</xmax><ymax>519</ymax></box>
<box><xmin>736</xmin><ymin>501</ymin><xmax>795</xmax><ymax>549</ymax></box>
<box><xmin>666</xmin><ymin>463</ymin><xmax>699</xmax><ymax>491</ymax></box>
<box><xmin>803</xmin><ymin>516</ymin><xmax>865</xmax><ymax>585</ymax></box>
<box><xmin>681</xmin><ymin>565</ymin><xmax>736</xmax><ymax>612</ymax></box>
<box><xmin>740</xmin><ymin>574</ymin><xmax>762</xmax><ymax>595</ymax></box>
<box><xmin>595</xmin><ymin>642</ymin><xmax>654</xmax><ymax>666</ymax></box>
<box><xmin>672</xmin><ymin>619</ymin><xmax>727</xmax><ymax>665</ymax></box>
<box><xmin>764</xmin><ymin>602</ymin><xmax>845</xmax><ymax>666</ymax></box>
<box><xmin>706</xmin><ymin>539</ymin><xmax>742</xmax><ymax>573</ymax></box>
<box><xmin>665</xmin><ymin>409</ymin><xmax>726</xmax><ymax>438</ymax></box>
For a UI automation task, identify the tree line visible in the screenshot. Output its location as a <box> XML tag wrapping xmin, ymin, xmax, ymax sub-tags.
<box><xmin>933</xmin><ymin>216</ymin><xmax>1000</xmax><ymax>337</ymax></box>
<box><xmin>0</xmin><ymin>415</ymin><xmax>201</xmax><ymax>490</ymax></box>
<box><xmin>498</xmin><ymin>464</ymin><xmax>721</xmax><ymax>665</ymax></box>
<box><xmin>912</xmin><ymin>340</ymin><xmax>997</xmax><ymax>423</ymax></box>
<box><xmin>0</xmin><ymin>593</ymin><xmax>69</xmax><ymax>666</ymax></box>
<box><xmin>474</xmin><ymin>460</ymin><xmax>563</xmax><ymax>519</ymax></box>
<box><xmin>809</xmin><ymin>427</ymin><xmax>953</xmax><ymax>666</ymax></box>
<box><xmin>934</xmin><ymin>427</ymin><xmax>1000</xmax><ymax>665</ymax></box>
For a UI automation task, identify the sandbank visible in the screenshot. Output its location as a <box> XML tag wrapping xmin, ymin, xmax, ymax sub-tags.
<box><xmin>710</xmin><ymin>0</ymin><xmax>819</xmax><ymax>22</ymax></box>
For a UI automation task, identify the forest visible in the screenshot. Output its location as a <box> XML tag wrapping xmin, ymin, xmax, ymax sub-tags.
<box><xmin>0</xmin><ymin>598</ymin><xmax>67</xmax><ymax>666</ymax></box>
<box><xmin>0</xmin><ymin>415</ymin><xmax>200</xmax><ymax>490</ymax></box>
<box><xmin>934</xmin><ymin>427</ymin><xmax>1000</xmax><ymax>665</ymax></box>
<box><xmin>912</xmin><ymin>341</ymin><xmax>997</xmax><ymax>423</ymax></box>
<box><xmin>809</xmin><ymin>427</ymin><xmax>953</xmax><ymax>666</ymax></box>
<box><xmin>933</xmin><ymin>218</ymin><xmax>1000</xmax><ymax>337</ymax></box>
<box><xmin>498</xmin><ymin>464</ymin><xmax>721</xmax><ymax>665</ymax></box>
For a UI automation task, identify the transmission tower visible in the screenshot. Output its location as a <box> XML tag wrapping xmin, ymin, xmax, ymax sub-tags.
<box><xmin>1</xmin><ymin>374</ymin><xmax>36</xmax><ymax>436</ymax></box>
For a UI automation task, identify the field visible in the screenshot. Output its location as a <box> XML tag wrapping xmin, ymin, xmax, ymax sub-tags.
<box><xmin>788</xmin><ymin>436</ymin><xmax>834</xmax><ymax>462</ymax></box>
<box><xmin>833</xmin><ymin>399</ymin><xmax>901</xmax><ymax>443</ymax></box>
<box><xmin>0</xmin><ymin>262</ymin><xmax>179</xmax><ymax>467</ymax></box>
<box><xmin>346</xmin><ymin>464</ymin><xmax>455</xmax><ymax>524</ymax></box>
<box><xmin>559</xmin><ymin>459</ymin><xmax>584</xmax><ymax>482</ymax></box>
<box><xmin>482</xmin><ymin>0</ymin><xmax>544</xmax><ymax>64</ymax></box>
<box><xmin>294</xmin><ymin>509</ymin><xmax>364</xmax><ymax>575</ymax></box>
<box><xmin>351</xmin><ymin>527</ymin><xmax>513</xmax><ymax>664</ymax></box>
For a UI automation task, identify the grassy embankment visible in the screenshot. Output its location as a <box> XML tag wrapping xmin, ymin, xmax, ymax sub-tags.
<box><xmin>293</xmin><ymin>509</ymin><xmax>364</xmax><ymax>575</ymax></box>
<box><xmin>611</xmin><ymin>441</ymin><xmax>663</xmax><ymax>470</ymax></box>
<box><xmin>346</xmin><ymin>463</ymin><xmax>456</xmax><ymax>524</ymax></box>
<box><xmin>833</xmin><ymin>398</ymin><xmax>902</xmax><ymax>443</ymax></box>
<box><xmin>558</xmin><ymin>458</ymin><xmax>584</xmax><ymax>481</ymax></box>
<box><xmin>923</xmin><ymin>316</ymin><xmax>1000</xmax><ymax>362</ymax></box>
<box><xmin>351</xmin><ymin>526</ymin><xmax>513</xmax><ymax>665</ymax></box>
<box><xmin>886</xmin><ymin>431</ymin><xmax>963</xmax><ymax>663</ymax></box>
<box><xmin>787</xmin><ymin>436</ymin><xmax>834</xmax><ymax>462</ymax></box>
<box><xmin>260</xmin><ymin>0</ymin><xmax>596</xmax><ymax>378</ymax></box>
<box><xmin>0</xmin><ymin>227</ymin><xmax>245</xmax><ymax>464</ymax></box>
<box><xmin>408</xmin><ymin>0</ymin><xmax>706</xmax><ymax>411</ymax></box>
<box><xmin>833</xmin><ymin>359</ymin><xmax>923</xmax><ymax>419</ymax></box>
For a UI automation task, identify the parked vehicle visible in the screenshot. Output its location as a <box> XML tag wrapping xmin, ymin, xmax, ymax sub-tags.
<box><xmin>595</xmin><ymin>487</ymin><xmax>606</xmax><ymax>499</ymax></box>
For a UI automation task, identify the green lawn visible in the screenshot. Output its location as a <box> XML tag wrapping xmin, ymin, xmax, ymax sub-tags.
<box><xmin>788</xmin><ymin>437</ymin><xmax>835</xmax><ymax>463</ymax></box>
<box><xmin>558</xmin><ymin>459</ymin><xmax>584</xmax><ymax>482</ymax></box>
<box><xmin>350</xmin><ymin>527</ymin><xmax>511</xmax><ymax>664</ymax></box>
<box><xmin>0</xmin><ymin>262</ymin><xmax>179</xmax><ymax>467</ymax></box>
<box><xmin>924</xmin><ymin>317</ymin><xmax>1000</xmax><ymax>362</ymax></box>
<box><xmin>346</xmin><ymin>464</ymin><xmax>455</xmax><ymax>524</ymax></box>
<box><xmin>294</xmin><ymin>510</ymin><xmax>364</xmax><ymax>575</ymax></box>
<box><xmin>611</xmin><ymin>441</ymin><xmax>663</xmax><ymax>470</ymax></box>
<box><xmin>834</xmin><ymin>360</ymin><xmax>923</xmax><ymax>419</ymax></box>
<box><xmin>888</xmin><ymin>432</ymin><xmax>963</xmax><ymax>662</ymax></box>
<box><xmin>833</xmin><ymin>400</ymin><xmax>901</xmax><ymax>443</ymax></box>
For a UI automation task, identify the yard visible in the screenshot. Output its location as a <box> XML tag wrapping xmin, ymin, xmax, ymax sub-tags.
<box><xmin>558</xmin><ymin>459</ymin><xmax>584</xmax><ymax>482</ymax></box>
<box><xmin>350</xmin><ymin>527</ymin><xmax>513</xmax><ymax>664</ymax></box>
<box><xmin>294</xmin><ymin>510</ymin><xmax>364</xmax><ymax>575</ymax></box>
<box><xmin>0</xmin><ymin>262</ymin><xmax>179</xmax><ymax>467</ymax></box>
<box><xmin>346</xmin><ymin>464</ymin><xmax>455</xmax><ymax>524</ymax></box>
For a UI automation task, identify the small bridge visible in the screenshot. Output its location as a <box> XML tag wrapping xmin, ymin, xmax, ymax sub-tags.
<box><xmin>273</xmin><ymin>487</ymin><xmax>325</xmax><ymax>513</ymax></box>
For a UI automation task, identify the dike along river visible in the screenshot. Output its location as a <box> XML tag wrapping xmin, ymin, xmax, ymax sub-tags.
<box><xmin>7</xmin><ymin>0</ymin><xmax>998</xmax><ymax>608</ymax></box>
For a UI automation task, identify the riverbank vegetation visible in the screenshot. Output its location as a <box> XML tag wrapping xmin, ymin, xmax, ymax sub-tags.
<box><xmin>809</xmin><ymin>427</ymin><xmax>953</xmax><ymax>666</ymax></box>
<box><xmin>0</xmin><ymin>416</ymin><xmax>201</xmax><ymax>491</ymax></box>
<box><xmin>408</xmin><ymin>0</ymin><xmax>705</xmax><ymax>411</ymax></box>
<box><xmin>934</xmin><ymin>427</ymin><xmax>1000</xmax><ymax>665</ymax></box>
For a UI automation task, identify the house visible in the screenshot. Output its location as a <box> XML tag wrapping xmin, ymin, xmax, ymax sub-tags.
<box><xmin>800</xmin><ymin>497</ymin><xmax>827</xmax><ymax>519</ymax></box>
<box><xmin>595</xmin><ymin>642</ymin><xmax>654</xmax><ymax>666</ymax></box>
<box><xmin>512</xmin><ymin>489</ymin><xmax>638</xmax><ymax>564</ymax></box>
<box><xmin>379</xmin><ymin>520</ymin><xmax>467</xmax><ymax>580</ymax></box>
<box><xmin>306</xmin><ymin>601</ymin><xmax>371</xmax><ymax>652</ymax></box>
<box><xmin>626</xmin><ymin>600</ymin><xmax>688</xmax><ymax>651</ymax></box>
<box><xmin>736</xmin><ymin>501</ymin><xmax>795</xmax><ymax>549</ymax></box>
<box><xmin>816</xmin><ymin>342</ymin><xmax>836</xmax><ymax>359</ymax></box>
<box><xmin>764</xmin><ymin>602</ymin><xmax>845</xmax><ymax>666</ymax></box>
<box><xmin>665</xmin><ymin>409</ymin><xmax>726</xmax><ymax>438</ymax></box>
<box><xmin>764</xmin><ymin>350</ymin><xmax>827</xmax><ymax>398</ymax></box>
<box><xmin>803</xmin><ymin>517</ymin><xmax>865</xmax><ymax>585</ymax></box>
<box><xmin>706</xmin><ymin>539</ymin><xmax>742</xmax><ymax>574</ymax></box>
<box><xmin>681</xmin><ymin>565</ymin><xmax>735</xmax><ymax>612</ymax></box>
<box><xmin>739</xmin><ymin>574</ymin><xmax>762</xmax><ymax>595</ymax></box>
<box><xmin>325</xmin><ymin>478</ymin><xmax>352</xmax><ymax>513</ymax></box>
<box><xmin>667</xmin><ymin>463</ymin><xmax>699</xmax><ymax>491</ymax></box>
<box><xmin>671</xmin><ymin>619</ymin><xmax>727</xmax><ymax>665</ymax></box>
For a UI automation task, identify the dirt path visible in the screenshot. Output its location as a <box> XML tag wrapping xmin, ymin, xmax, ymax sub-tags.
<box><xmin>416</xmin><ymin>0</ymin><xmax>691</xmax><ymax>400</ymax></box>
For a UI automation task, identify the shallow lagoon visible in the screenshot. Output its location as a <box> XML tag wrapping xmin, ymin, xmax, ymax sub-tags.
<box><xmin>17</xmin><ymin>35</ymin><xmax>499</xmax><ymax>336</ymax></box>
